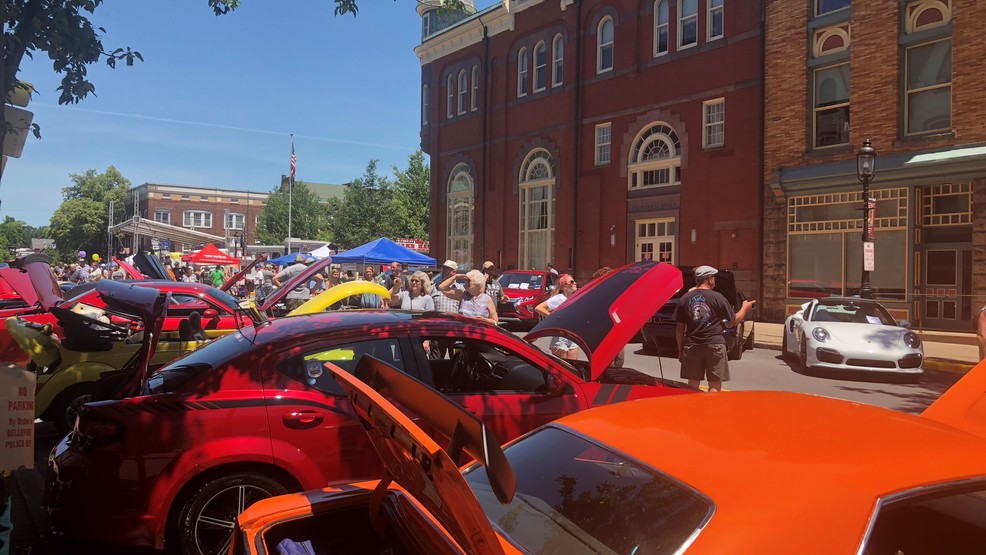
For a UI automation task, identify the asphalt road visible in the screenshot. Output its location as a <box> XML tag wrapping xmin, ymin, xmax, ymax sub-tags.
<box><xmin>10</xmin><ymin>341</ymin><xmax>964</xmax><ymax>554</ymax></box>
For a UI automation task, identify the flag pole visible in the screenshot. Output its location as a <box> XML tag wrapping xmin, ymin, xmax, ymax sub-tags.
<box><xmin>288</xmin><ymin>134</ymin><xmax>295</xmax><ymax>256</ymax></box>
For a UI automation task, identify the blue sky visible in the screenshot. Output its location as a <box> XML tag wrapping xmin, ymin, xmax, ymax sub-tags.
<box><xmin>1</xmin><ymin>0</ymin><xmax>486</xmax><ymax>227</ymax></box>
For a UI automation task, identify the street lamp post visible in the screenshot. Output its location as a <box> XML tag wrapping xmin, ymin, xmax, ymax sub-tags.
<box><xmin>856</xmin><ymin>138</ymin><xmax>877</xmax><ymax>299</ymax></box>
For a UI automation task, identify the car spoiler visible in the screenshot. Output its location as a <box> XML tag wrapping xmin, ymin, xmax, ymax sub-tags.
<box><xmin>922</xmin><ymin>359</ymin><xmax>986</xmax><ymax>440</ymax></box>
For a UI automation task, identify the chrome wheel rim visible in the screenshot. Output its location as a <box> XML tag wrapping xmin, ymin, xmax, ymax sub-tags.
<box><xmin>192</xmin><ymin>483</ymin><xmax>274</xmax><ymax>555</ymax></box>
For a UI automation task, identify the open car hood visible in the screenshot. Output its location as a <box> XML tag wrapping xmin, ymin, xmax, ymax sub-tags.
<box><xmin>220</xmin><ymin>254</ymin><xmax>267</xmax><ymax>292</ymax></box>
<box><xmin>328</xmin><ymin>356</ymin><xmax>513</xmax><ymax>555</ymax></box>
<box><xmin>287</xmin><ymin>281</ymin><xmax>390</xmax><ymax>316</ymax></box>
<box><xmin>133</xmin><ymin>252</ymin><xmax>172</xmax><ymax>281</ymax></box>
<box><xmin>113</xmin><ymin>257</ymin><xmax>145</xmax><ymax>280</ymax></box>
<box><xmin>257</xmin><ymin>256</ymin><xmax>333</xmax><ymax>313</ymax></box>
<box><xmin>7</xmin><ymin>253</ymin><xmax>63</xmax><ymax>311</ymax></box>
<box><xmin>526</xmin><ymin>261</ymin><xmax>683</xmax><ymax>381</ymax></box>
<box><xmin>0</xmin><ymin>264</ymin><xmax>42</xmax><ymax>308</ymax></box>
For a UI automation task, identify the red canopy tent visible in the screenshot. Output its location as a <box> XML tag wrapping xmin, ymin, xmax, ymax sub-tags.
<box><xmin>181</xmin><ymin>243</ymin><xmax>240</xmax><ymax>265</ymax></box>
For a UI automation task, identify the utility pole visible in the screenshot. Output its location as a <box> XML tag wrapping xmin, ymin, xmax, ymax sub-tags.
<box><xmin>107</xmin><ymin>200</ymin><xmax>114</xmax><ymax>262</ymax></box>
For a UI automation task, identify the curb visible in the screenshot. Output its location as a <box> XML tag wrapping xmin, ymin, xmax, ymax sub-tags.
<box><xmin>754</xmin><ymin>341</ymin><xmax>974</xmax><ymax>374</ymax></box>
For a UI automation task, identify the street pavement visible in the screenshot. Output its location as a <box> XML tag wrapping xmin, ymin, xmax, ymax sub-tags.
<box><xmin>4</xmin><ymin>320</ymin><xmax>979</xmax><ymax>554</ymax></box>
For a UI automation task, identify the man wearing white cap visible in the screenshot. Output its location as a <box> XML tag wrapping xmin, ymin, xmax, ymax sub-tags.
<box><xmin>673</xmin><ymin>265</ymin><xmax>756</xmax><ymax>392</ymax></box>
<box><xmin>432</xmin><ymin>259</ymin><xmax>462</xmax><ymax>314</ymax></box>
<box><xmin>273</xmin><ymin>254</ymin><xmax>322</xmax><ymax>312</ymax></box>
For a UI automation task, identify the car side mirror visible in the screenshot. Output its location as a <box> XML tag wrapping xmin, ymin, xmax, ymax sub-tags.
<box><xmin>203</xmin><ymin>308</ymin><xmax>220</xmax><ymax>325</ymax></box>
<box><xmin>898</xmin><ymin>319</ymin><xmax>911</xmax><ymax>328</ymax></box>
<box><xmin>539</xmin><ymin>374</ymin><xmax>566</xmax><ymax>398</ymax></box>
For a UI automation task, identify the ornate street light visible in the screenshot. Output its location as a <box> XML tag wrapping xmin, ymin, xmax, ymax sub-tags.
<box><xmin>856</xmin><ymin>138</ymin><xmax>877</xmax><ymax>299</ymax></box>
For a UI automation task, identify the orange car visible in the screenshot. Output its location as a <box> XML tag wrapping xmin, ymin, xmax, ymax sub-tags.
<box><xmin>232</xmin><ymin>357</ymin><xmax>986</xmax><ymax>555</ymax></box>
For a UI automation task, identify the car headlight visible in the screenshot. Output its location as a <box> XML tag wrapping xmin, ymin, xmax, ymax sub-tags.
<box><xmin>811</xmin><ymin>327</ymin><xmax>830</xmax><ymax>343</ymax></box>
<box><xmin>904</xmin><ymin>332</ymin><xmax>921</xmax><ymax>349</ymax></box>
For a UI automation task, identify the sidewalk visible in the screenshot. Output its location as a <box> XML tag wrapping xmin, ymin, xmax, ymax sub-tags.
<box><xmin>753</xmin><ymin>321</ymin><xmax>978</xmax><ymax>373</ymax></box>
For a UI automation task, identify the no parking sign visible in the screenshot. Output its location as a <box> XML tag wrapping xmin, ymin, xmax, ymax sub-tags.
<box><xmin>0</xmin><ymin>368</ymin><xmax>35</xmax><ymax>471</ymax></box>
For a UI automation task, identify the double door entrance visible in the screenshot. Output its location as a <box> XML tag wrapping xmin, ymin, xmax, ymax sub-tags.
<box><xmin>919</xmin><ymin>244</ymin><xmax>973</xmax><ymax>331</ymax></box>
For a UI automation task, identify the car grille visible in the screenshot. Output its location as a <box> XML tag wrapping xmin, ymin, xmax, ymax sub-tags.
<box><xmin>898</xmin><ymin>353</ymin><xmax>923</xmax><ymax>369</ymax></box>
<box><xmin>845</xmin><ymin>358</ymin><xmax>896</xmax><ymax>369</ymax></box>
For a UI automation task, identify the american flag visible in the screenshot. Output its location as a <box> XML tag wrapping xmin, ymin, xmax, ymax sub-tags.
<box><xmin>290</xmin><ymin>141</ymin><xmax>296</xmax><ymax>184</ymax></box>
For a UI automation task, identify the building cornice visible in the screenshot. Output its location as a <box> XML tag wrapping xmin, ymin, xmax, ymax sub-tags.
<box><xmin>415</xmin><ymin>5</ymin><xmax>514</xmax><ymax>66</ymax></box>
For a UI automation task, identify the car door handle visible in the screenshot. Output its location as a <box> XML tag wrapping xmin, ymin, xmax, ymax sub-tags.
<box><xmin>282</xmin><ymin>410</ymin><xmax>324</xmax><ymax>429</ymax></box>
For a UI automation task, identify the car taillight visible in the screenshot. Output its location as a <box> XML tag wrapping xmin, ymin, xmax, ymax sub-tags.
<box><xmin>71</xmin><ymin>406</ymin><xmax>125</xmax><ymax>451</ymax></box>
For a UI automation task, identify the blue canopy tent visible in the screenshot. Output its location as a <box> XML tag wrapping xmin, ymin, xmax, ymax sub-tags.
<box><xmin>269</xmin><ymin>251</ymin><xmax>322</xmax><ymax>265</ymax></box>
<box><xmin>331</xmin><ymin>238</ymin><xmax>436</xmax><ymax>267</ymax></box>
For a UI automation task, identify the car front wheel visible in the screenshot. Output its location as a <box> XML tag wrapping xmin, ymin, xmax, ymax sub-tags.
<box><xmin>177</xmin><ymin>472</ymin><xmax>289</xmax><ymax>555</ymax></box>
<box><xmin>799</xmin><ymin>341</ymin><xmax>810</xmax><ymax>374</ymax></box>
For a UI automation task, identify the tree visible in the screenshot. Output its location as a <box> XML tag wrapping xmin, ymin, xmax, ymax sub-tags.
<box><xmin>0</xmin><ymin>215</ymin><xmax>31</xmax><ymax>250</ymax></box>
<box><xmin>47</xmin><ymin>166</ymin><xmax>129</xmax><ymax>259</ymax></box>
<box><xmin>255</xmin><ymin>182</ymin><xmax>326</xmax><ymax>244</ymax></box>
<box><xmin>329</xmin><ymin>160</ymin><xmax>392</xmax><ymax>249</ymax></box>
<box><xmin>388</xmin><ymin>150</ymin><xmax>430</xmax><ymax>241</ymax></box>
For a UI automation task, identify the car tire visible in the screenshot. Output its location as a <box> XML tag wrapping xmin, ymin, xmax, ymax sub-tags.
<box><xmin>177</xmin><ymin>472</ymin><xmax>289</xmax><ymax>555</ymax></box>
<box><xmin>799</xmin><ymin>341</ymin><xmax>811</xmax><ymax>374</ymax></box>
<box><xmin>781</xmin><ymin>332</ymin><xmax>789</xmax><ymax>359</ymax></box>
<box><xmin>49</xmin><ymin>383</ymin><xmax>96</xmax><ymax>436</ymax></box>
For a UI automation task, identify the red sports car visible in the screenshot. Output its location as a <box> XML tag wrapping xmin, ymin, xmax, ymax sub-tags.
<box><xmin>47</xmin><ymin>261</ymin><xmax>695</xmax><ymax>555</ymax></box>
<box><xmin>495</xmin><ymin>269</ymin><xmax>558</xmax><ymax>327</ymax></box>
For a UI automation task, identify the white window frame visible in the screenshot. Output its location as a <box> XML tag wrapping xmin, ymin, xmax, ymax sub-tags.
<box><xmin>595</xmin><ymin>123</ymin><xmax>612</xmax><ymax>165</ymax></box>
<box><xmin>678</xmin><ymin>0</ymin><xmax>698</xmax><ymax>50</ymax></box>
<box><xmin>551</xmin><ymin>34</ymin><xmax>564</xmax><ymax>87</ymax></box>
<box><xmin>904</xmin><ymin>38</ymin><xmax>952</xmax><ymax>136</ymax></box>
<box><xmin>447</xmin><ymin>164</ymin><xmax>474</xmax><ymax>265</ymax></box>
<box><xmin>627</xmin><ymin>123</ymin><xmax>681</xmax><ymax>190</ymax></box>
<box><xmin>446</xmin><ymin>74</ymin><xmax>454</xmax><ymax>119</ymax></box>
<box><xmin>153</xmin><ymin>209</ymin><xmax>170</xmax><ymax>225</ymax></box>
<box><xmin>183</xmin><ymin>210</ymin><xmax>212</xmax><ymax>228</ymax></box>
<box><xmin>703</xmin><ymin>98</ymin><xmax>725</xmax><ymax>148</ymax></box>
<box><xmin>518</xmin><ymin>149</ymin><xmax>556</xmax><ymax>271</ymax></box>
<box><xmin>457</xmin><ymin>69</ymin><xmax>468</xmax><ymax>115</ymax></box>
<box><xmin>654</xmin><ymin>0</ymin><xmax>669</xmax><ymax>57</ymax></box>
<box><xmin>517</xmin><ymin>48</ymin><xmax>529</xmax><ymax>97</ymax></box>
<box><xmin>470</xmin><ymin>66</ymin><xmax>479</xmax><ymax>111</ymax></box>
<box><xmin>533</xmin><ymin>41</ymin><xmax>548</xmax><ymax>92</ymax></box>
<box><xmin>225</xmin><ymin>212</ymin><xmax>245</xmax><ymax>230</ymax></box>
<box><xmin>597</xmin><ymin>17</ymin><xmax>614</xmax><ymax>74</ymax></box>
<box><xmin>422</xmin><ymin>84</ymin><xmax>430</xmax><ymax>126</ymax></box>
<box><xmin>707</xmin><ymin>0</ymin><xmax>724</xmax><ymax>42</ymax></box>
<box><xmin>635</xmin><ymin>218</ymin><xmax>676</xmax><ymax>263</ymax></box>
<box><xmin>812</xmin><ymin>62</ymin><xmax>850</xmax><ymax>149</ymax></box>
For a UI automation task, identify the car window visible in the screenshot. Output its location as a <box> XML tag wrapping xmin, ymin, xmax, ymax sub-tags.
<box><xmin>420</xmin><ymin>337</ymin><xmax>547</xmax><ymax>394</ymax></box>
<box><xmin>146</xmin><ymin>331</ymin><xmax>253</xmax><ymax>393</ymax></box>
<box><xmin>811</xmin><ymin>301</ymin><xmax>894</xmax><ymax>325</ymax></box>
<box><xmin>500</xmin><ymin>273</ymin><xmax>544</xmax><ymax>290</ymax></box>
<box><xmin>464</xmin><ymin>426</ymin><xmax>712</xmax><ymax>555</ymax></box>
<box><xmin>275</xmin><ymin>337</ymin><xmax>407</xmax><ymax>397</ymax></box>
<box><xmin>862</xmin><ymin>482</ymin><xmax>986</xmax><ymax>554</ymax></box>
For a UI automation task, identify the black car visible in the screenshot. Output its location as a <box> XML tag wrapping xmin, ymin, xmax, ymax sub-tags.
<box><xmin>639</xmin><ymin>266</ymin><xmax>755</xmax><ymax>360</ymax></box>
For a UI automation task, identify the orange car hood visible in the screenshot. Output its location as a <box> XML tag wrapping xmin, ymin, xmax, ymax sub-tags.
<box><xmin>922</xmin><ymin>358</ymin><xmax>986</xmax><ymax>439</ymax></box>
<box><xmin>328</xmin><ymin>356</ymin><xmax>515</xmax><ymax>555</ymax></box>
<box><xmin>526</xmin><ymin>261</ymin><xmax>682</xmax><ymax>381</ymax></box>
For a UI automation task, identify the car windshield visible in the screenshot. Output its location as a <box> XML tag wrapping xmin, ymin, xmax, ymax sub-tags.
<box><xmin>500</xmin><ymin>273</ymin><xmax>544</xmax><ymax>290</ymax></box>
<box><xmin>464</xmin><ymin>426</ymin><xmax>712</xmax><ymax>554</ymax></box>
<box><xmin>206</xmin><ymin>286</ymin><xmax>239</xmax><ymax>309</ymax></box>
<box><xmin>811</xmin><ymin>301</ymin><xmax>895</xmax><ymax>325</ymax></box>
<box><xmin>145</xmin><ymin>331</ymin><xmax>252</xmax><ymax>393</ymax></box>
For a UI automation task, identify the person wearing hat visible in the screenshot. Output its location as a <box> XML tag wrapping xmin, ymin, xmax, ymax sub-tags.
<box><xmin>481</xmin><ymin>261</ymin><xmax>503</xmax><ymax>306</ymax></box>
<box><xmin>432</xmin><ymin>259</ymin><xmax>463</xmax><ymax>314</ymax></box>
<box><xmin>273</xmin><ymin>254</ymin><xmax>323</xmax><ymax>312</ymax></box>
<box><xmin>673</xmin><ymin>265</ymin><xmax>756</xmax><ymax>392</ymax></box>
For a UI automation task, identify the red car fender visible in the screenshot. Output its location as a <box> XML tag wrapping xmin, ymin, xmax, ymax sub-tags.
<box><xmin>145</xmin><ymin>435</ymin><xmax>280</xmax><ymax>550</ymax></box>
<box><xmin>267</xmin><ymin>437</ymin><xmax>379</xmax><ymax>491</ymax></box>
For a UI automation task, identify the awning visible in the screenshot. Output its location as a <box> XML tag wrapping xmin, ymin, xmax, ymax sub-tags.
<box><xmin>109</xmin><ymin>217</ymin><xmax>226</xmax><ymax>248</ymax></box>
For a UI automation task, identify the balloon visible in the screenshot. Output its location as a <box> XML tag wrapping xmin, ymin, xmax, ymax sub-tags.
<box><xmin>92</xmin><ymin>254</ymin><xmax>101</xmax><ymax>262</ymax></box>
<box><xmin>78</xmin><ymin>250</ymin><xmax>86</xmax><ymax>259</ymax></box>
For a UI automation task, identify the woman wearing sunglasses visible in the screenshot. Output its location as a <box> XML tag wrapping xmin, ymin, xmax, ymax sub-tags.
<box><xmin>390</xmin><ymin>270</ymin><xmax>436</xmax><ymax>311</ymax></box>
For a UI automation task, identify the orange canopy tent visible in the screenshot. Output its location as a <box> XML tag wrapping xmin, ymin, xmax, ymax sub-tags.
<box><xmin>181</xmin><ymin>243</ymin><xmax>240</xmax><ymax>265</ymax></box>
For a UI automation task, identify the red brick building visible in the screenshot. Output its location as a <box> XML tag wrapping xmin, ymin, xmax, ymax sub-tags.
<box><xmin>417</xmin><ymin>0</ymin><xmax>764</xmax><ymax>291</ymax></box>
<box><xmin>763</xmin><ymin>0</ymin><xmax>986</xmax><ymax>331</ymax></box>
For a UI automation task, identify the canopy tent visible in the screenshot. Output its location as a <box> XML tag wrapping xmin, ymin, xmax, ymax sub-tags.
<box><xmin>268</xmin><ymin>251</ymin><xmax>321</xmax><ymax>266</ymax></box>
<box><xmin>309</xmin><ymin>243</ymin><xmax>333</xmax><ymax>258</ymax></box>
<box><xmin>331</xmin><ymin>237</ymin><xmax>436</xmax><ymax>267</ymax></box>
<box><xmin>181</xmin><ymin>243</ymin><xmax>240</xmax><ymax>265</ymax></box>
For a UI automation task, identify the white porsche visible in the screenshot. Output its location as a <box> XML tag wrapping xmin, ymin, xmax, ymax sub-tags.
<box><xmin>782</xmin><ymin>297</ymin><xmax>924</xmax><ymax>376</ymax></box>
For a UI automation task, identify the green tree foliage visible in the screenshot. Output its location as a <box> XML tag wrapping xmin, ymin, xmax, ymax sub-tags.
<box><xmin>0</xmin><ymin>215</ymin><xmax>34</xmax><ymax>252</ymax></box>
<box><xmin>48</xmin><ymin>166</ymin><xmax>130</xmax><ymax>259</ymax></box>
<box><xmin>255</xmin><ymin>182</ymin><xmax>326</xmax><ymax>244</ymax></box>
<box><xmin>389</xmin><ymin>150</ymin><xmax>430</xmax><ymax>241</ymax></box>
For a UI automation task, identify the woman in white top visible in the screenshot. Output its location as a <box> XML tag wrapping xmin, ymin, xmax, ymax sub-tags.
<box><xmin>390</xmin><ymin>271</ymin><xmax>436</xmax><ymax>312</ymax></box>
<box><xmin>535</xmin><ymin>274</ymin><xmax>579</xmax><ymax>360</ymax></box>
<box><xmin>438</xmin><ymin>269</ymin><xmax>498</xmax><ymax>326</ymax></box>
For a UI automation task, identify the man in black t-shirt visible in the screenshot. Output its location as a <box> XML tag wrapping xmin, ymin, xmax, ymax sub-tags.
<box><xmin>674</xmin><ymin>265</ymin><xmax>755</xmax><ymax>392</ymax></box>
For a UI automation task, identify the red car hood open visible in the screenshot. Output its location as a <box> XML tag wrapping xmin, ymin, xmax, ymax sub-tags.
<box><xmin>7</xmin><ymin>253</ymin><xmax>63</xmax><ymax>311</ymax></box>
<box><xmin>220</xmin><ymin>254</ymin><xmax>267</xmax><ymax>292</ymax></box>
<box><xmin>329</xmin><ymin>356</ymin><xmax>514</xmax><ymax>555</ymax></box>
<box><xmin>113</xmin><ymin>257</ymin><xmax>145</xmax><ymax>280</ymax></box>
<box><xmin>0</xmin><ymin>264</ymin><xmax>41</xmax><ymax>308</ymax></box>
<box><xmin>257</xmin><ymin>256</ymin><xmax>333</xmax><ymax>313</ymax></box>
<box><xmin>526</xmin><ymin>261</ymin><xmax>683</xmax><ymax>382</ymax></box>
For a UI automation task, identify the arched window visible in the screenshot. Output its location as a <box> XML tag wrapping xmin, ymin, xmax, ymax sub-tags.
<box><xmin>422</xmin><ymin>84</ymin><xmax>430</xmax><ymax>126</ymax></box>
<box><xmin>471</xmin><ymin>65</ymin><xmax>479</xmax><ymax>111</ymax></box>
<box><xmin>533</xmin><ymin>41</ymin><xmax>548</xmax><ymax>92</ymax></box>
<box><xmin>654</xmin><ymin>0</ymin><xmax>669</xmax><ymax>56</ymax></box>
<box><xmin>457</xmin><ymin>69</ymin><xmax>468</xmax><ymax>115</ymax></box>
<box><xmin>518</xmin><ymin>149</ymin><xmax>556</xmax><ymax>270</ymax></box>
<box><xmin>627</xmin><ymin>123</ymin><xmax>681</xmax><ymax>189</ymax></box>
<box><xmin>551</xmin><ymin>34</ymin><xmax>564</xmax><ymax>86</ymax></box>
<box><xmin>597</xmin><ymin>17</ymin><xmax>614</xmax><ymax>73</ymax></box>
<box><xmin>447</xmin><ymin>164</ymin><xmax>474</xmax><ymax>264</ymax></box>
<box><xmin>517</xmin><ymin>47</ymin><xmax>529</xmax><ymax>97</ymax></box>
<box><xmin>446</xmin><ymin>74</ymin><xmax>454</xmax><ymax>119</ymax></box>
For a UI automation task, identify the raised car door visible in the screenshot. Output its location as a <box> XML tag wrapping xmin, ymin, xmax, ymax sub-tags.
<box><xmin>262</xmin><ymin>334</ymin><xmax>424</xmax><ymax>490</ymax></box>
<box><xmin>411</xmin><ymin>332</ymin><xmax>587</xmax><ymax>444</ymax></box>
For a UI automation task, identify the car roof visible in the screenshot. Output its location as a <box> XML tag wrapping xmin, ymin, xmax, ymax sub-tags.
<box><xmin>552</xmin><ymin>391</ymin><xmax>986</xmax><ymax>552</ymax></box>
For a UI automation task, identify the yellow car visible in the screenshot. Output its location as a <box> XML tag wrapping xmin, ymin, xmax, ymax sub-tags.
<box><xmin>287</xmin><ymin>281</ymin><xmax>391</xmax><ymax>316</ymax></box>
